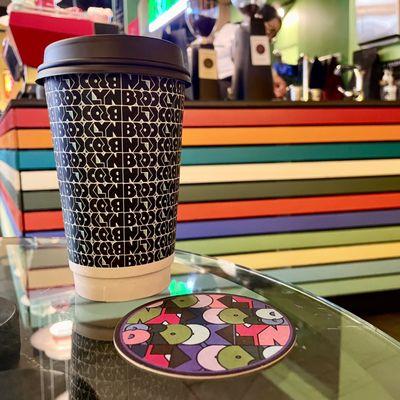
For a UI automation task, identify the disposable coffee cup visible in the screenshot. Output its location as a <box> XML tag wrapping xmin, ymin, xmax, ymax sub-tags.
<box><xmin>37</xmin><ymin>35</ymin><xmax>190</xmax><ymax>302</ymax></box>
<box><xmin>310</xmin><ymin>88</ymin><xmax>322</xmax><ymax>101</ymax></box>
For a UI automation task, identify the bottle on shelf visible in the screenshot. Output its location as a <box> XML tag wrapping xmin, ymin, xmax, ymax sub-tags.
<box><xmin>380</xmin><ymin>69</ymin><xmax>397</xmax><ymax>101</ymax></box>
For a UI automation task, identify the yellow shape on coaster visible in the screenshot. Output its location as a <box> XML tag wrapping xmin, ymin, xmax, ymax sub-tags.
<box><xmin>219</xmin><ymin>242</ymin><xmax>400</xmax><ymax>269</ymax></box>
<box><xmin>180</xmin><ymin>159</ymin><xmax>400</xmax><ymax>184</ymax></box>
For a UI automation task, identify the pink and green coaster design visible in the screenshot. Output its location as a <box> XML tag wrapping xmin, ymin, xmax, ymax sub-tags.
<box><xmin>114</xmin><ymin>293</ymin><xmax>295</xmax><ymax>379</ymax></box>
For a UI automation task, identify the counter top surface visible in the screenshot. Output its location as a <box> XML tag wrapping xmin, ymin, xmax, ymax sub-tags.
<box><xmin>186</xmin><ymin>100</ymin><xmax>400</xmax><ymax>109</ymax></box>
<box><xmin>0</xmin><ymin>238</ymin><xmax>399</xmax><ymax>399</ymax></box>
<box><xmin>4</xmin><ymin>98</ymin><xmax>400</xmax><ymax>111</ymax></box>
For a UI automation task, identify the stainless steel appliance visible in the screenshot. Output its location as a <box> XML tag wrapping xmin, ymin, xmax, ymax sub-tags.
<box><xmin>356</xmin><ymin>0</ymin><xmax>400</xmax><ymax>46</ymax></box>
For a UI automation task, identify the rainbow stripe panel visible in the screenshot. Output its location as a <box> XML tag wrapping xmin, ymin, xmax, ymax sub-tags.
<box><xmin>0</xmin><ymin>103</ymin><xmax>63</xmax><ymax>237</ymax></box>
<box><xmin>1</xmin><ymin>102</ymin><xmax>400</xmax><ymax>296</ymax></box>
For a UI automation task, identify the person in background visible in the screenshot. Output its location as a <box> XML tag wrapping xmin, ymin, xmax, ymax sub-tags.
<box><xmin>261</xmin><ymin>3</ymin><xmax>281</xmax><ymax>40</ymax></box>
<box><xmin>214</xmin><ymin>3</ymin><xmax>287</xmax><ymax>99</ymax></box>
<box><xmin>260</xmin><ymin>3</ymin><xmax>286</xmax><ymax>98</ymax></box>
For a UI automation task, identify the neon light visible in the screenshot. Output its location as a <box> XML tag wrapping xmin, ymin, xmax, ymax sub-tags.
<box><xmin>4</xmin><ymin>71</ymin><xmax>13</xmax><ymax>98</ymax></box>
<box><xmin>168</xmin><ymin>278</ymin><xmax>193</xmax><ymax>295</ymax></box>
<box><xmin>149</xmin><ymin>0</ymin><xmax>187</xmax><ymax>32</ymax></box>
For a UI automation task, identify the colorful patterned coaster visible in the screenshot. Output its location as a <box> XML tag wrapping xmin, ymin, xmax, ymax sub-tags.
<box><xmin>114</xmin><ymin>293</ymin><xmax>295</xmax><ymax>379</ymax></box>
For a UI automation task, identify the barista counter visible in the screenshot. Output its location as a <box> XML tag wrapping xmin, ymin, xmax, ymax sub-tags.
<box><xmin>1</xmin><ymin>99</ymin><xmax>400</xmax><ymax>296</ymax></box>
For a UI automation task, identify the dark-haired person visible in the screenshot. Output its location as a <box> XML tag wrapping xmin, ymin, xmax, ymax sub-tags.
<box><xmin>260</xmin><ymin>4</ymin><xmax>286</xmax><ymax>98</ymax></box>
<box><xmin>260</xmin><ymin>3</ymin><xmax>282</xmax><ymax>40</ymax></box>
<box><xmin>214</xmin><ymin>3</ymin><xmax>286</xmax><ymax>98</ymax></box>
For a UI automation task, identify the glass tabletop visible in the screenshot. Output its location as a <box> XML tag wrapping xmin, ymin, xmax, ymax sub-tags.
<box><xmin>0</xmin><ymin>237</ymin><xmax>399</xmax><ymax>400</ymax></box>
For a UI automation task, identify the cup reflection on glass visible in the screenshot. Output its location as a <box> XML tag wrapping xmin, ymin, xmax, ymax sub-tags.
<box><xmin>70</xmin><ymin>321</ymin><xmax>194</xmax><ymax>400</ymax></box>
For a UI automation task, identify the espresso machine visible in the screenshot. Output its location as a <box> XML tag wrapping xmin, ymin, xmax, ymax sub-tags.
<box><xmin>186</xmin><ymin>0</ymin><xmax>220</xmax><ymax>100</ymax></box>
<box><xmin>3</xmin><ymin>3</ymin><xmax>118</xmax><ymax>100</ymax></box>
<box><xmin>231</xmin><ymin>0</ymin><xmax>274</xmax><ymax>100</ymax></box>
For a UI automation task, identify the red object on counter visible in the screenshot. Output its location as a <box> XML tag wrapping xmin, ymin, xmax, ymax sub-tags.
<box><xmin>128</xmin><ymin>18</ymin><xmax>140</xmax><ymax>36</ymax></box>
<box><xmin>9</xmin><ymin>10</ymin><xmax>94</xmax><ymax>67</ymax></box>
<box><xmin>35</xmin><ymin>0</ymin><xmax>55</xmax><ymax>7</ymax></box>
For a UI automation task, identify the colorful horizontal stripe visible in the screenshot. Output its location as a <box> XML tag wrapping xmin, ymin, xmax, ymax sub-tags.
<box><xmin>176</xmin><ymin>209</ymin><xmax>400</xmax><ymax>239</ymax></box>
<box><xmin>0</xmin><ymin>150</ymin><xmax>55</xmax><ymax>170</ymax></box>
<box><xmin>0</xmin><ymin>129</ymin><xmax>52</xmax><ymax>149</ymax></box>
<box><xmin>0</xmin><ymin>179</ymin><xmax>22</xmax><ymax>231</ymax></box>
<box><xmin>0</xmin><ymin>169</ymin><xmax>61</xmax><ymax>212</ymax></box>
<box><xmin>179</xmin><ymin>177</ymin><xmax>400</xmax><ymax>202</ymax></box>
<box><xmin>4</xmin><ymin>106</ymin><xmax>400</xmax><ymax>133</ymax></box>
<box><xmin>0</xmin><ymin>108</ymin><xmax>50</xmax><ymax>133</ymax></box>
<box><xmin>265</xmin><ymin>258</ymin><xmax>400</xmax><ymax>284</ymax></box>
<box><xmin>178</xmin><ymin>193</ymin><xmax>400</xmax><ymax>221</ymax></box>
<box><xmin>180</xmin><ymin>160</ymin><xmax>400</xmax><ymax>184</ymax></box>
<box><xmin>20</xmin><ymin>170</ymin><xmax>58</xmax><ymax>191</ymax></box>
<box><xmin>0</xmin><ymin>160</ymin><xmax>21</xmax><ymax>190</ymax></box>
<box><xmin>181</xmin><ymin>143</ymin><xmax>400</xmax><ymax>165</ymax></box>
<box><xmin>0</xmin><ymin>171</ymin><xmax>21</xmax><ymax>208</ymax></box>
<box><xmin>183</xmin><ymin>107</ymin><xmax>400</xmax><ymax>127</ymax></box>
<box><xmin>220</xmin><ymin>242</ymin><xmax>400</xmax><ymax>269</ymax></box>
<box><xmin>0</xmin><ymin>192</ymin><xmax>20</xmax><ymax>236</ymax></box>
<box><xmin>23</xmin><ymin>191</ymin><xmax>61</xmax><ymax>211</ymax></box>
<box><xmin>25</xmin><ymin>230</ymin><xmax>65</xmax><ymax>237</ymax></box>
<box><xmin>300</xmin><ymin>274</ymin><xmax>400</xmax><ymax>297</ymax></box>
<box><xmin>182</xmin><ymin>125</ymin><xmax>400</xmax><ymax>146</ymax></box>
<box><xmin>11</xmin><ymin>160</ymin><xmax>400</xmax><ymax>191</ymax></box>
<box><xmin>9</xmin><ymin>142</ymin><xmax>400</xmax><ymax>170</ymax></box>
<box><xmin>176</xmin><ymin>226</ymin><xmax>400</xmax><ymax>255</ymax></box>
<box><xmin>3</xmin><ymin>124</ymin><xmax>400</xmax><ymax>151</ymax></box>
<box><xmin>24</xmin><ymin>210</ymin><xmax>64</xmax><ymax>231</ymax></box>
<box><xmin>6</xmin><ymin>143</ymin><xmax>400</xmax><ymax>171</ymax></box>
<box><xmin>19</xmin><ymin>195</ymin><xmax>400</xmax><ymax>231</ymax></box>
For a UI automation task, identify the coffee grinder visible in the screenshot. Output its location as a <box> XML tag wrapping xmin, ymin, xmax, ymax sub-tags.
<box><xmin>186</xmin><ymin>0</ymin><xmax>220</xmax><ymax>100</ymax></box>
<box><xmin>231</xmin><ymin>0</ymin><xmax>273</xmax><ymax>100</ymax></box>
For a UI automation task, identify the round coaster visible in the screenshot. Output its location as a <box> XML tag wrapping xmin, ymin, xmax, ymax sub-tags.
<box><xmin>114</xmin><ymin>293</ymin><xmax>295</xmax><ymax>379</ymax></box>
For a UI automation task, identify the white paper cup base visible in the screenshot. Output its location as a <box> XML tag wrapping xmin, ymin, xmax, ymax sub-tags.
<box><xmin>69</xmin><ymin>255</ymin><xmax>173</xmax><ymax>302</ymax></box>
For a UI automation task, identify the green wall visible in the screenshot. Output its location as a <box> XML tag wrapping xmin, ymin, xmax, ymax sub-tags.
<box><xmin>275</xmin><ymin>0</ymin><xmax>350</xmax><ymax>64</ymax></box>
<box><xmin>135</xmin><ymin>0</ymin><xmax>400</xmax><ymax>64</ymax></box>
<box><xmin>348</xmin><ymin>0</ymin><xmax>400</xmax><ymax>63</ymax></box>
<box><xmin>276</xmin><ymin>0</ymin><xmax>400</xmax><ymax>65</ymax></box>
<box><xmin>230</xmin><ymin>5</ymin><xmax>242</xmax><ymax>23</ymax></box>
<box><xmin>123</xmin><ymin>0</ymin><xmax>139</xmax><ymax>30</ymax></box>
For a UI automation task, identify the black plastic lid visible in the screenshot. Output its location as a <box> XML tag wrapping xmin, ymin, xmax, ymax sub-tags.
<box><xmin>37</xmin><ymin>34</ymin><xmax>190</xmax><ymax>86</ymax></box>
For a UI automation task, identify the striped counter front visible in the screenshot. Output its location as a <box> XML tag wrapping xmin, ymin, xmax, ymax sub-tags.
<box><xmin>0</xmin><ymin>102</ymin><xmax>62</xmax><ymax>237</ymax></box>
<box><xmin>1</xmin><ymin>100</ymin><xmax>400</xmax><ymax>296</ymax></box>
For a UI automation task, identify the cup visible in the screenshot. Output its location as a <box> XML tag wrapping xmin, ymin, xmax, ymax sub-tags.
<box><xmin>37</xmin><ymin>35</ymin><xmax>190</xmax><ymax>302</ymax></box>
<box><xmin>310</xmin><ymin>88</ymin><xmax>322</xmax><ymax>101</ymax></box>
<box><xmin>289</xmin><ymin>85</ymin><xmax>302</xmax><ymax>101</ymax></box>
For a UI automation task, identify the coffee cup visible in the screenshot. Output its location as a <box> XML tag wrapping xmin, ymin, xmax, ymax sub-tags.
<box><xmin>37</xmin><ymin>35</ymin><xmax>190</xmax><ymax>302</ymax></box>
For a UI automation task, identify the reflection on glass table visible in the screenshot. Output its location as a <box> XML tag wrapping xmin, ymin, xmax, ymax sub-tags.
<box><xmin>0</xmin><ymin>238</ymin><xmax>399</xmax><ymax>399</ymax></box>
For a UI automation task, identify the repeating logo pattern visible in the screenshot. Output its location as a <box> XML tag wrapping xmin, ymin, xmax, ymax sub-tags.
<box><xmin>70</xmin><ymin>332</ymin><xmax>195</xmax><ymax>399</ymax></box>
<box><xmin>45</xmin><ymin>73</ymin><xmax>185</xmax><ymax>268</ymax></box>
<box><xmin>71</xmin><ymin>332</ymin><xmax>128</xmax><ymax>399</ymax></box>
<box><xmin>114</xmin><ymin>293</ymin><xmax>295</xmax><ymax>378</ymax></box>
